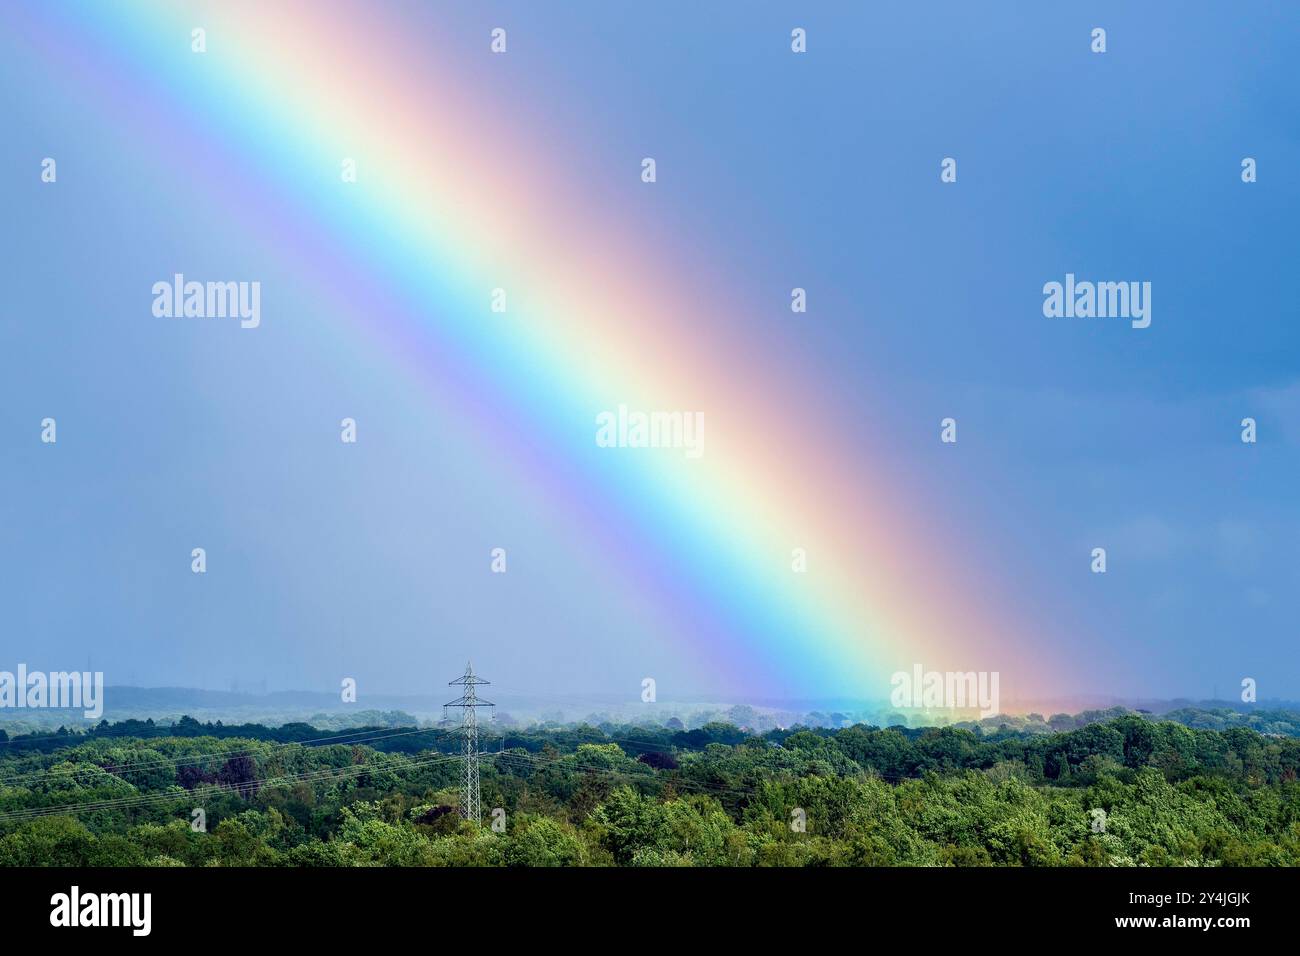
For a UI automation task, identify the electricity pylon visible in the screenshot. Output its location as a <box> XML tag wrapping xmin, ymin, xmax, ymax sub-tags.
<box><xmin>444</xmin><ymin>662</ymin><xmax>494</xmax><ymax>824</ymax></box>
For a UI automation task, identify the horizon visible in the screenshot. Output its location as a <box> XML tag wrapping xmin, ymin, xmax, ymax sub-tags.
<box><xmin>5</xmin><ymin>678</ymin><xmax>1299</xmax><ymax>725</ymax></box>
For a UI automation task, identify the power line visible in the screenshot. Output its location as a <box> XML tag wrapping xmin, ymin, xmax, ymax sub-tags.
<box><xmin>0</xmin><ymin>717</ymin><xmax>952</xmax><ymax>797</ymax></box>
<box><xmin>0</xmin><ymin>725</ymin><xmax>457</xmax><ymax>789</ymax></box>
<box><xmin>492</xmin><ymin>746</ymin><xmax>934</xmax><ymax>788</ymax></box>
<box><xmin>0</xmin><ymin>750</ymin><xmax>465</xmax><ymax>825</ymax></box>
<box><xmin>0</xmin><ymin>738</ymin><xmax>951</xmax><ymax>827</ymax></box>
<box><xmin>493</xmin><ymin>751</ymin><xmax>776</xmax><ymax>803</ymax></box>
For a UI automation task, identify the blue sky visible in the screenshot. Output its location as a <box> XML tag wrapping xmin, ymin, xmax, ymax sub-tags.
<box><xmin>1</xmin><ymin>2</ymin><xmax>1297</xmax><ymax>704</ymax></box>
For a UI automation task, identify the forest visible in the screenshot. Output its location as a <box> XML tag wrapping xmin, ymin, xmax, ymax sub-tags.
<box><xmin>1</xmin><ymin>711</ymin><xmax>1298</xmax><ymax>866</ymax></box>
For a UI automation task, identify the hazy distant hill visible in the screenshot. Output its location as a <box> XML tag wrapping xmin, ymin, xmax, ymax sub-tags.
<box><xmin>2</xmin><ymin>684</ymin><xmax>1299</xmax><ymax>739</ymax></box>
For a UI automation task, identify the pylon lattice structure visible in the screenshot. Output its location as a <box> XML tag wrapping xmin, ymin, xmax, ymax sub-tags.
<box><xmin>444</xmin><ymin>662</ymin><xmax>494</xmax><ymax>824</ymax></box>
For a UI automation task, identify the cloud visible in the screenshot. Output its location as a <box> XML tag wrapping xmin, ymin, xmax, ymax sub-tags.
<box><xmin>1215</xmin><ymin>519</ymin><xmax>1262</xmax><ymax>575</ymax></box>
<box><xmin>1249</xmin><ymin>380</ymin><xmax>1300</xmax><ymax>445</ymax></box>
<box><xmin>1101</xmin><ymin>514</ymin><xmax>1184</xmax><ymax>561</ymax></box>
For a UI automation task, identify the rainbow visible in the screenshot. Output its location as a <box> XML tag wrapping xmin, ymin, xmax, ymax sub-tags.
<box><xmin>9</xmin><ymin>1</ymin><xmax>1062</xmax><ymax>703</ymax></box>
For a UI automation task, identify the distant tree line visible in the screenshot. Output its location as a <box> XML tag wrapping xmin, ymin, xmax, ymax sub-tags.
<box><xmin>1</xmin><ymin>712</ymin><xmax>1298</xmax><ymax>866</ymax></box>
